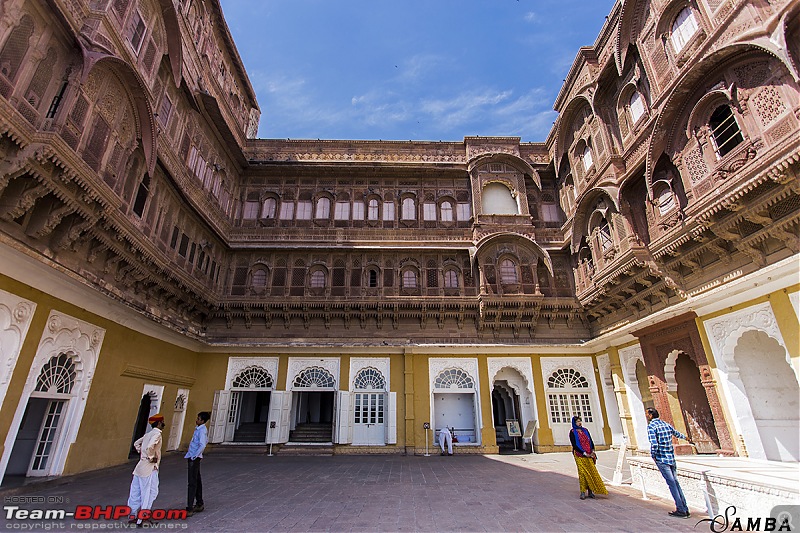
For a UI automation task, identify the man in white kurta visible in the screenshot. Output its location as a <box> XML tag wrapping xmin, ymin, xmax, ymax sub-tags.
<box><xmin>439</xmin><ymin>426</ymin><xmax>453</xmax><ymax>455</ymax></box>
<box><xmin>128</xmin><ymin>414</ymin><xmax>165</xmax><ymax>524</ymax></box>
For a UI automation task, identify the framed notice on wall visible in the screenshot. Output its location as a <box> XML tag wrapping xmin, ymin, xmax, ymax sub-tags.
<box><xmin>506</xmin><ymin>420</ymin><xmax>522</xmax><ymax>437</ymax></box>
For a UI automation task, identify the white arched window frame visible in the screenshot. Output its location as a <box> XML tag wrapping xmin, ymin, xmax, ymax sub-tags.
<box><xmin>401</xmin><ymin>197</ymin><xmax>416</xmax><ymax>220</ymax></box>
<box><xmin>402</xmin><ymin>270</ymin><xmax>418</xmax><ymax>289</ymax></box>
<box><xmin>251</xmin><ymin>267</ymin><xmax>268</xmax><ymax>291</ymax></box>
<box><xmin>629</xmin><ymin>91</ymin><xmax>645</xmax><ymax>124</ymax></box>
<box><xmin>581</xmin><ymin>143</ymin><xmax>594</xmax><ymax>171</ymax></box>
<box><xmin>670</xmin><ymin>7</ymin><xmax>698</xmax><ymax>53</ymax></box>
<box><xmin>367</xmin><ymin>199</ymin><xmax>379</xmax><ymax>220</ymax></box>
<box><xmin>444</xmin><ymin>269</ymin><xmax>459</xmax><ymax>289</ymax></box>
<box><xmin>309</xmin><ymin>269</ymin><xmax>326</xmax><ymax>288</ymax></box>
<box><xmin>262</xmin><ymin>198</ymin><xmax>277</xmax><ymax>219</ymax></box>
<box><xmin>315</xmin><ymin>197</ymin><xmax>331</xmax><ymax>219</ymax></box>
<box><xmin>656</xmin><ymin>186</ymin><xmax>677</xmax><ymax>215</ymax></box>
<box><xmin>499</xmin><ymin>259</ymin><xmax>518</xmax><ymax>285</ymax></box>
<box><xmin>440</xmin><ymin>201</ymin><xmax>454</xmax><ymax>222</ymax></box>
<box><xmin>709</xmin><ymin>104</ymin><xmax>744</xmax><ymax>159</ymax></box>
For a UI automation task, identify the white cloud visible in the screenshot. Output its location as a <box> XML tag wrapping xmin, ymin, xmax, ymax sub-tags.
<box><xmin>523</xmin><ymin>12</ymin><xmax>539</xmax><ymax>23</ymax></box>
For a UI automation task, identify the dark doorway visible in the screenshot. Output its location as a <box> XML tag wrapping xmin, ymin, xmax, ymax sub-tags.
<box><xmin>676</xmin><ymin>353</ymin><xmax>720</xmax><ymax>454</ymax></box>
<box><xmin>129</xmin><ymin>394</ymin><xmax>151</xmax><ymax>458</ymax></box>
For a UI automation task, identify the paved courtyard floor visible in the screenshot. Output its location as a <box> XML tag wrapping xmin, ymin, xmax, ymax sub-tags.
<box><xmin>0</xmin><ymin>450</ymin><xmax>705</xmax><ymax>532</ymax></box>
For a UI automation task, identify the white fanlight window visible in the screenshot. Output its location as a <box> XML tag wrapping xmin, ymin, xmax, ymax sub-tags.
<box><xmin>547</xmin><ymin>368</ymin><xmax>593</xmax><ymax>427</ymax></box>
<box><xmin>402</xmin><ymin>270</ymin><xmax>417</xmax><ymax>289</ymax></box>
<box><xmin>629</xmin><ymin>91</ymin><xmax>645</xmax><ymax>124</ymax></box>
<box><xmin>233</xmin><ymin>366</ymin><xmax>274</xmax><ymax>389</ymax></box>
<box><xmin>30</xmin><ymin>354</ymin><xmax>76</xmax><ymax>472</ymax></box>
<box><xmin>657</xmin><ymin>187</ymin><xmax>676</xmax><ymax>215</ymax></box>
<box><xmin>581</xmin><ymin>144</ymin><xmax>594</xmax><ymax>171</ymax></box>
<box><xmin>670</xmin><ymin>7</ymin><xmax>698</xmax><ymax>53</ymax></box>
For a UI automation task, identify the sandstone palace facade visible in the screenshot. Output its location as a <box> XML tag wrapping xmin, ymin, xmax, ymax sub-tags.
<box><xmin>0</xmin><ymin>0</ymin><xmax>798</xmax><ymax>483</ymax></box>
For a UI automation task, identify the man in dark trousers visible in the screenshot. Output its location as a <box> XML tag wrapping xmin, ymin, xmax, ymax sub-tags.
<box><xmin>646</xmin><ymin>407</ymin><xmax>693</xmax><ymax>519</ymax></box>
<box><xmin>185</xmin><ymin>411</ymin><xmax>210</xmax><ymax>516</ymax></box>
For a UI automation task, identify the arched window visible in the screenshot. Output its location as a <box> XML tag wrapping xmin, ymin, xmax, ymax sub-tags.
<box><xmin>243</xmin><ymin>199</ymin><xmax>259</xmax><ymax>219</ymax></box>
<box><xmin>132</xmin><ymin>174</ymin><xmax>150</xmax><ymax>217</ymax></box>
<box><xmin>546</xmin><ymin>368</ymin><xmax>593</xmax><ymax>424</ymax></box>
<box><xmin>232</xmin><ymin>366</ymin><xmax>273</xmax><ymax>389</ymax></box>
<box><xmin>35</xmin><ymin>354</ymin><xmax>76</xmax><ymax>395</ymax></box>
<box><xmin>581</xmin><ymin>143</ymin><xmax>594</xmax><ymax>171</ymax></box>
<box><xmin>402</xmin><ymin>270</ymin><xmax>417</xmax><ymax>289</ymax></box>
<box><xmin>368</xmin><ymin>269</ymin><xmax>379</xmax><ymax>288</ymax></box>
<box><xmin>709</xmin><ymin>105</ymin><xmax>744</xmax><ymax>158</ymax></box>
<box><xmin>444</xmin><ymin>269</ymin><xmax>459</xmax><ymax>288</ymax></box>
<box><xmin>263</xmin><ymin>198</ymin><xmax>277</xmax><ymax>219</ymax></box>
<box><xmin>434</xmin><ymin>368</ymin><xmax>475</xmax><ymax>389</ymax></box>
<box><xmin>670</xmin><ymin>7</ymin><xmax>698</xmax><ymax>53</ymax></box>
<box><xmin>499</xmin><ymin>259</ymin><xmax>518</xmax><ymax>285</ymax></box>
<box><xmin>310</xmin><ymin>270</ymin><xmax>326</xmax><ymax>288</ymax></box>
<box><xmin>579</xmin><ymin>246</ymin><xmax>594</xmax><ymax>272</ymax></box>
<box><xmin>367</xmin><ymin>199</ymin><xmax>379</xmax><ymax>220</ymax></box>
<box><xmin>251</xmin><ymin>268</ymin><xmax>268</xmax><ymax>291</ymax></box>
<box><xmin>440</xmin><ymin>201</ymin><xmax>453</xmax><ymax>222</ymax></box>
<box><xmin>598</xmin><ymin>218</ymin><xmax>613</xmax><ymax>251</ymax></box>
<box><xmin>315</xmin><ymin>197</ymin><xmax>331</xmax><ymax>219</ymax></box>
<box><xmin>293</xmin><ymin>366</ymin><xmax>335</xmax><ymax>388</ymax></box>
<box><xmin>657</xmin><ymin>187</ymin><xmax>676</xmax><ymax>215</ymax></box>
<box><xmin>354</xmin><ymin>367</ymin><xmax>386</xmax><ymax>390</ymax></box>
<box><xmin>482</xmin><ymin>183</ymin><xmax>518</xmax><ymax>215</ymax></box>
<box><xmin>401</xmin><ymin>197</ymin><xmax>416</xmax><ymax>220</ymax></box>
<box><xmin>629</xmin><ymin>91</ymin><xmax>645</xmax><ymax>124</ymax></box>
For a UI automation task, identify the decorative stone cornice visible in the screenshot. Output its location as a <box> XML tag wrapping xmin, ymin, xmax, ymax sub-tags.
<box><xmin>121</xmin><ymin>364</ymin><xmax>196</xmax><ymax>387</ymax></box>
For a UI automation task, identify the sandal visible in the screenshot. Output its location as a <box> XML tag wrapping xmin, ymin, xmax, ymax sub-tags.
<box><xmin>580</xmin><ymin>492</ymin><xmax>586</xmax><ymax>500</ymax></box>
<box><xmin>588</xmin><ymin>491</ymin><xmax>596</xmax><ymax>499</ymax></box>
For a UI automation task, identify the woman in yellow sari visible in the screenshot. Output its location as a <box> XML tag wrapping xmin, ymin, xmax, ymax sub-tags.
<box><xmin>569</xmin><ymin>415</ymin><xmax>608</xmax><ymax>500</ymax></box>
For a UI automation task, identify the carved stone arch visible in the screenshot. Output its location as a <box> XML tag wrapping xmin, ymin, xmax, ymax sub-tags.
<box><xmin>663</xmin><ymin>349</ymin><xmax>685</xmax><ymax>392</ymax></box>
<box><xmin>554</xmin><ymin>95</ymin><xmax>595</xmax><ymax>177</ymax></box>
<box><xmin>467</xmin><ymin>153</ymin><xmax>540</xmax><ymax>190</ymax></box>
<box><xmin>782</xmin><ymin>3</ymin><xmax>800</xmax><ymax>81</ymax></box>
<box><xmin>474</xmin><ymin>232</ymin><xmax>554</xmax><ymax>277</ymax></box>
<box><xmin>615</xmin><ymin>0</ymin><xmax>652</xmax><ymax>75</ymax></box>
<box><xmin>653</xmin><ymin>0</ymin><xmax>703</xmax><ymax>44</ymax></box>
<box><xmin>80</xmin><ymin>55</ymin><xmax>156</xmax><ymax>175</ymax></box>
<box><xmin>570</xmin><ymin>186</ymin><xmax>621</xmax><ymax>252</ymax></box>
<box><xmin>646</xmin><ymin>44</ymin><xmax>795</xmax><ymax>195</ymax></box>
<box><xmin>156</xmin><ymin>0</ymin><xmax>183</xmax><ymax>86</ymax></box>
<box><xmin>684</xmin><ymin>87</ymin><xmax>737</xmax><ymax>142</ymax></box>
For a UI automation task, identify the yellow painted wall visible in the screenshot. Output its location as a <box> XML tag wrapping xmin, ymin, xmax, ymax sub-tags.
<box><xmin>0</xmin><ymin>274</ymin><xmax>199</xmax><ymax>475</ymax></box>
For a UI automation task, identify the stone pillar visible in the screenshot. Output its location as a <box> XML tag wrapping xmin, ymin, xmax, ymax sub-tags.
<box><xmin>403</xmin><ymin>349</ymin><xmax>415</xmax><ymax>455</ymax></box>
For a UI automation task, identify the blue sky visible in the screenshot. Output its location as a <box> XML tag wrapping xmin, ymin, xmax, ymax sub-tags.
<box><xmin>220</xmin><ymin>1</ymin><xmax>618</xmax><ymax>142</ymax></box>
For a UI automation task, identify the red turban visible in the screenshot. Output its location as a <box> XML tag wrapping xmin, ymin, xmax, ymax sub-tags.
<box><xmin>148</xmin><ymin>413</ymin><xmax>164</xmax><ymax>423</ymax></box>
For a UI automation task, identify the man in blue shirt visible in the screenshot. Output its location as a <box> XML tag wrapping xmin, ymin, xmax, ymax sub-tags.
<box><xmin>646</xmin><ymin>407</ymin><xmax>693</xmax><ymax>519</ymax></box>
<box><xmin>185</xmin><ymin>411</ymin><xmax>210</xmax><ymax>516</ymax></box>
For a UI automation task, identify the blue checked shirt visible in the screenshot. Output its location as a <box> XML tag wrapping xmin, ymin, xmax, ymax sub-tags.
<box><xmin>647</xmin><ymin>418</ymin><xmax>687</xmax><ymax>466</ymax></box>
<box><xmin>184</xmin><ymin>423</ymin><xmax>208</xmax><ymax>460</ymax></box>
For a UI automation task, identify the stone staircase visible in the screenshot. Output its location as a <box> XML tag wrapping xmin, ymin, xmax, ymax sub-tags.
<box><xmin>233</xmin><ymin>422</ymin><xmax>267</xmax><ymax>443</ymax></box>
<box><xmin>289</xmin><ymin>423</ymin><xmax>333</xmax><ymax>443</ymax></box>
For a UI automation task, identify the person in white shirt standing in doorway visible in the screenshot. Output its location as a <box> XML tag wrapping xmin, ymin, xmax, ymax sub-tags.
<box><xmin>185</xmin><ymin>411</ymin><xmax>210</xmax><ymax>517</ymax></box>
<box><xmin>128</xmin><ymin>413</ymin><xmax>165</xmax><ymax>526</ymax></box>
